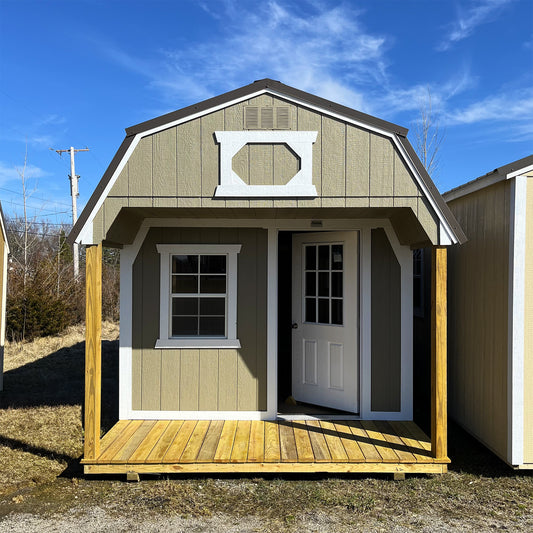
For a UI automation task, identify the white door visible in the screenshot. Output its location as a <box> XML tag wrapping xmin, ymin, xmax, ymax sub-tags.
<box><xmin>292</xmin><ymin>231</ymin><xmax>359</xmax><ymax>413</ymax></box>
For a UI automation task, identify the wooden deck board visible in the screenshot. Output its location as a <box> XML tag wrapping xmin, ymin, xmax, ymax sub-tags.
<box><xmin>86</xmin><ymin>419</ymin><xmax>448</xmax><ymax>474</ymax></box>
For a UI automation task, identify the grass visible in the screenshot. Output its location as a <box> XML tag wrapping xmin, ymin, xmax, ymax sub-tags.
<box><xmin>0</xmin><ymin>325</ymin><xmax>532</xmax><ymax>531</ymax></box>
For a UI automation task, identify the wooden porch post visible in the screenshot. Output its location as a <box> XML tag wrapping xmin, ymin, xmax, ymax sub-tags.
<box><xmin>84</xmin><ymin>243</ymin><xmax>102</xmax><ymax>460</ymax></box>
<box><xmin>431</xmin><ymin>246</ymin><xmax>447</xmax><ymax>460</ymax></box>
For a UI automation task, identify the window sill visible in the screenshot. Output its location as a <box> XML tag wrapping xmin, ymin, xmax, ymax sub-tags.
<box><xmin>155</xmin><ymin>338</ymin><xmax>242</xmax><ymax>349</ymax></box>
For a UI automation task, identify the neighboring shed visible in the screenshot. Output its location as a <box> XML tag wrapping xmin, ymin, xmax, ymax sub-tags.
<box><xmin>444</xmin><ymin>154</ymin><xmax>533</xmax><ymax>469</ymax></box>
<box><xmin>69</xmin><ymin>79</ymin><xmax>466</xmax><ymax>476</ymax></box>
<box><xmin>0</xmin><ymin>202</ymin><xmax>9</xmax><ymax>391</ymax></box>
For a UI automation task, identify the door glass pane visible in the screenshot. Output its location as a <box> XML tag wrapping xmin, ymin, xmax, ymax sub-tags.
<box><xmin>331</xmin><ymin>245</ymin><xmax>343</xmax><ymax>270</ymax></box>
<box><xmin>305</xmin><ymin>245</ymin><xmax>316</xmax><ymax>270</ymax></box>
<box><xmin>305</xmin><ymin>272</ymin><xmax>316</xmax><ymax>297</ymax></box>
<box><xmin>318</xmin><ymin>298</ymin><xmax>329</xmax><ymax>323</ymax></box>
<box><xmin>199</xmin><ymin>317</ymin><xmax>225</xmax><ymax>336</ymax></box>
<box><xmin>172</xmin><ymin>297</ymin><xmax>198</xmax><ymax>316</ymax></box>
<box><xmin>305</xmin><ymin>297</ymin><xmax>316</xmax><ymax>322</ymax></box>
<box><xmin>200</xmin><ymin>255</ymin><xmax>226</xmax><ymax>274</ymax></box>
<box><xmin>331</xmin><ymin>272</ymin><xmax>343</xmax><ymax>298</ymax></box>
<box><xmin>318</xmin><ymin>272</ymin><xmax>329</xmax><ymax>297</ymax></box>
<box><xmin>200</xmin><ymin>297</ymin><xmax>225</xmax><ymax>316</ymax></box>
<box><xmin>172</xmin><ymin>275</ymin><xmax>198</xmax><ymax>293</ymax></box>
<box><xmin>200</xmin><ymin>275</ymin><xmax>226</xmax><ymax>293</ymax></box>
<box><xmin>172</xmin><ymin>255</ymin><xmax>198</xmax><ymax>273</ymax></box>
<box><xmin>172</xmin><ymin>316</ymin><xmax>198</xmax><ymax>336</ymax></box>
<box><xmin>331</xmin><ymin>299</ymin><xmax>343</xmax><ymax>325</ymax></box>
<box><xmin>318</xmin><ymin>245</ymin><xmax>329</xmax><ymax>270</ymax></box>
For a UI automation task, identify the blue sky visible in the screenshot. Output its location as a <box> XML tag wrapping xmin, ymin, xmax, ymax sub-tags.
<box><xmin>0</xmin><ymin>0</ymin><xmax>532</xmax><ymax>224</ymax></box>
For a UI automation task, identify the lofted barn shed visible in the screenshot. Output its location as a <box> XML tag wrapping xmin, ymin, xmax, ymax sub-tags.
<box><xmin>444</xmin><ymin>155</ymin><xmax>533</xmax><ymax>469</ymax></box>
<box><xmin>69</xmin><ymin>79</ymin><xmax>465</xmax><ymax>476</ymax></box>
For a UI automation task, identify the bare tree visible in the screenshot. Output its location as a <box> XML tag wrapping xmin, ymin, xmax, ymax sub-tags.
<box><xmin>414</xmin><ymin>88</ymin><xmax>445</xmax><ymax>180</ymax></box>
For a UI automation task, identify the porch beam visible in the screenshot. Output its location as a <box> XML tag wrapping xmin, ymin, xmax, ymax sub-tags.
<box><xmin>431</xmin><ymin>246</ymin><xmax>447</xmax><ymax>460</ymax></box>
<box><xmin>84</xmin><ymin>243</ymin><xmax>102</xmax><ymax>460</ymax></box>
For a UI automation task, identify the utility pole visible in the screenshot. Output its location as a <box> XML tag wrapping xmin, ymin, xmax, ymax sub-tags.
<box><xmin>54</xmin><ymin>147</ymin><xmax>89</xmax><ymax>278</ymax></box>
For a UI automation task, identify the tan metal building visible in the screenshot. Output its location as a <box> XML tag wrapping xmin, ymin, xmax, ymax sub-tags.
<box><xmin>444</xmin><ymin>155</ymin><xmax>533</xmax><ymax>469</ymax></box>
<box><xmin>69</xmin><ymin>79</ymin><xmax>466</xmax><ymax>476</ymax></box>
<box><xmin>0</xmin><ymin>202</ymin><xmax>9</xmax><ymax>391</ymax></box>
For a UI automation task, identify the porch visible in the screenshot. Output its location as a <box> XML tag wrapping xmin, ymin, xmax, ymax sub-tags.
<box><xmin>81</xmin><ymin>418</ymin><xmax>449</xmax><ymax>475</ymax></box>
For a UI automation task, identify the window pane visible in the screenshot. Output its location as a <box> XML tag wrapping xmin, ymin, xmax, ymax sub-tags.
<box><xmin>199</xmin><ymin>317</ymin><xmax>225</xmax><ymax>336</ymax></box>
<box><xmin>318</xmin><ymin>298</ymin><xmax>329</xmax><ymax>323</ymax></box>
<box><xmin>172</xmin><ymin>275</ymin><xmax>198</xmax><ymax>293</ymax></box>
<box><xmin>200</xmin><ymin>297</ymin><xmax>225</xmax><ymax>316</ymax></box>
<box><xmin>318</xmin><ymin>245</ymin><xmax>329</xmax><ymax>270</ymax></box>
<box><xmin>331</xmin><ymin>272</ymin><xmax>343</xmax><ymax>298</ymax></box>
<box><xmin>172</xmin><ymin>255</ymin><xmax>198</xmax><ymax>273</ymax></box>
<box><xmin>200</xmin><ymin>255</ymin><xmax>226</xmax><ymax>274</ymax></box>
<box><xmin>305</xmin><ymin>246</ymin><xmax>316</xmax><ymax>270</ymax></box>
<box><xmin>172</xmin><ymin>316</ymin><xmax>198</xmax><ymax>336</ymax></box>
<box><xmin>305</xmin><ymin>272</ymin><xmax>316</xmax><ymax>297</ymax></box>
<box><xmin>332</xmin><ymin>299</ymin><xmax>343</xmax><ymax>325</ymax></box>
<box><xmin>305</xmin><ymin>297</ymin><xmax>316</xmax><ymax>323</ymax></box>
<box><xmin>318</xmin><ymin>272</ymin><xmax>329</xmax><ymax>297</ymax></box>
<box><xmin>331</xmin><ymin>245</ymin><xmax>343</xmax><ymax>270</ymax></box>
<box><xmin>172</xmin><ymin>297</ymin><xmax>198</xmax><ymax>316</ymax></box>
<box><xmin>200</xmin><ymin>275</ymin><xmax>226</xmax><ymax>294</ymax></box>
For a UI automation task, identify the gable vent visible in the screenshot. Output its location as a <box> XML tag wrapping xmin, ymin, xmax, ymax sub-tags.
<box><xmin>244</xmin><ymin>106</ymin><xmax>291</xmax><ymax>129</ymax></box>
<box><xmin>244</xmin><ymin>106</ymin><xmax>259</xmax><ymax>129</ymax></box>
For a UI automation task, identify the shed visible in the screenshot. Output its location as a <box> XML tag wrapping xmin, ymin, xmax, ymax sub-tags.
<box><xmin>69</xmin><ymin>79</ymin><xmax>466</xmax><ymax>476</ymax></box>
<box><xmin>0</xmin><ymin>202</ymin><xmax>8</xmax><ymax>391</ymax></box>
<box><xmin>444</xmin><ymin>154</ymin><xmax>533</xmax><ymax>469</ymax></box>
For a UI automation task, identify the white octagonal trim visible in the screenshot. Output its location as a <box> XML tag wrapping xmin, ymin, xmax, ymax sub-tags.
<box><xmin>214</xmin><ymin>130</ymin><xmax>318</xmax><ymax>197</ymax></box>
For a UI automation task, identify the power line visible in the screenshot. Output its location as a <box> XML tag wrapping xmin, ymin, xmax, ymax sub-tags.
<box><xmin>0</xmin><ymin>186</ymin><xmax>72</xmax><ymax>207</ymax></box>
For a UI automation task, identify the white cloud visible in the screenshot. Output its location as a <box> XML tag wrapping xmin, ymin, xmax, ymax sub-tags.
<box><xmin>438</xmin><ymin>0</ymin><xmax>513</xmax><ymax>51</ymax></box>
<box><xmin>0</xmin><ymin>160</ymin><xmax>51</xmax><ymax>186</ymax></box>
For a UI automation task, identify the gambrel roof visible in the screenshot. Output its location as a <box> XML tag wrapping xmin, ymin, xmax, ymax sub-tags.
<box><xmin>68</xmin><ymin>78</ymin><xmax>466</xmax><ymax>246</ymax></box>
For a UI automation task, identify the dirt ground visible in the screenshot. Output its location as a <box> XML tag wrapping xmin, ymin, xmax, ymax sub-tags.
<box><xmin>0</xmin><ymin>325</ymin><xmax>532</xmax><ymax>532</ymax></box>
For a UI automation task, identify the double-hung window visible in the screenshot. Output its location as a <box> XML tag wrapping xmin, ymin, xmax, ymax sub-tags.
<box><xmin>156</xmin><ymin>244</ymin><xmax>242</xmax><ymax>348</ymax></box>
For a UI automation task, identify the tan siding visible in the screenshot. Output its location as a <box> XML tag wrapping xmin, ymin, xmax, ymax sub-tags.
<box><xmin>447</xmin><ymin>180</ymin><xmax>510</xmax><ymax>461</ymax></box>
<box><xmin>131</xmin><ymin>227</ymin><xmax>268</xmax><ymax>412</ymax></box>
<box><xmin>129</xmin><ymin>136</ymin><xmax>152</xmax><ymax>197</ymax></box>
<box><xmin>369</xmin><ymin>134</ymin><xmax>394</xmax><ymax>197</ymax></box>
<box><xmin>524</xmin><ymin>177</ymin><xmax>533</xmax><ymax>463</ymax></box>
<box><xmin>97</xmin><ymin>99</ymin><xmax>439</xmax><ymax>245</ymax></box>
<box><xmin>371</xmin><ymin>228</ymin><xmax>401</xmax><ymax>411</ymax></box>
<box><xmin>92</xmin><ymin>206</ymin><xmax>105</xmax><ymax>244</ymax></box>
<box><xmin>153</xmin><ymin>127</ymin><xmax>177</xmax><ymax>198</ymax></box>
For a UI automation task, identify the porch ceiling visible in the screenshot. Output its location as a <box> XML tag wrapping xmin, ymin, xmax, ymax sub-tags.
<box><xmin>104</xmin><ymin>206</ymin><xmax>431</xmax><ymax>248</ymax></box>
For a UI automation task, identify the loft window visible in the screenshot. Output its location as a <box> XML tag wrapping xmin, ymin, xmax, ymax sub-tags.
<box><xmin>156</xmin><ymin>244</ymin><xmax>242</xmax><ymax>349</ymax></box>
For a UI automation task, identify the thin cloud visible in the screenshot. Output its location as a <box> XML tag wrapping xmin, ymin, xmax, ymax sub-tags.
<box><xmin>0</xmin><ymin>161</ymin><xmax>51</xmax><ymax>186</ymax></box>
<box><xmin>438</xmin><ymin>0</ymin><xmax>513</xmax><ymax>51</ymax></box>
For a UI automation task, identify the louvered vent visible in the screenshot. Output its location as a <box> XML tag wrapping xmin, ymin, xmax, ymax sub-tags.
<box><xmin>261</xmin><ymin>107</ymin><xmax>274</xmax><ymax>129</ymax></box>
<box><xmin>244</xmin><ymin>106</ymin><xmax>259</xmax><ymax>129</ymax></box>
<box><xmin>276</xmin><ymin>107</ymin><xmax>290</xmax><ymax>129</ymax></box>
<box><xmin>244</xmin><ymin>106</ymin><xmax>291</xmax><ymax>129</ymax></box>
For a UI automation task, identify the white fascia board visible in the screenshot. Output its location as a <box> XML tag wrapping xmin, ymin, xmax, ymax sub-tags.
<box><xmin>75</xmin><ymin>86</ymin><xmax>456</xmax><ymax>245</ymax></box>
<box><xmin>508</xmin><ymin>175</ymin><xmax>526</xmax><ymax>466</ymax></box>
<box><xmin>0</xmin><ymin>213</ymin><xmax>8</xmax><ymax>254</ymax></box>
<box><xmin>507</xmin><ymin>164</ymin><xmax>533</xmax><ymax>180</ymax></box>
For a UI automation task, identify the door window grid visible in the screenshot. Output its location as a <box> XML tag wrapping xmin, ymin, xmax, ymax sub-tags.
<box><xmin>171</xmin><ymin>254</ymin><xmax>227</xmax><ymax>337</ymax></box>
<box><xmin>303</xmin><ymin>244</ymin><xmax>343</xmax><ymax>325</ymax></box>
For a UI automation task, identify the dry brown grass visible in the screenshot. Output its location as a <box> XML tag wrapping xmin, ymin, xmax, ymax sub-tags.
<box><xmin>0</xmin><ymin>325</ymin><xmax>532</xmax><ymax>531</ymax></box>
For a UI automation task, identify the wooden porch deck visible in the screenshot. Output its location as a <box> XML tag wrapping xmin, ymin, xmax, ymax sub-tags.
<box><xmin>82</xmin><ymin>419</ymin><xmax>449</xmax><ymax>475</ymax></box>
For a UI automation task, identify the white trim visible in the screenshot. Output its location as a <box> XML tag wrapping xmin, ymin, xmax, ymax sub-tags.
<box><xmin>0</xmin><ymin>212</ymin><xmax>9</xmax><ymax>254</ymax></box>
<box><xmin>508</xmin><ymin>175</ymin><xmax>526</xmax><ymax>466</ymax></box>
<box><xmin>74</xmin><ymin>86</ymin><xmax>460</xmax><ymax>245</ymax></box>
<box><xmin>156</xmin><ymin>243</ymin><xmax>241</xmax><ymax>349</ymax></box>
<box><xmin>214</xmin><ymin>130</ymin><xmax>317</xmax><ymax>197</ymax></box>
<box><xmin>507</xmin><ymin>164</ymin><xmax>533</xmax><ymax>180</ymax></box>
<box><xmin>266</xmin><ymin>228</ymin><xmax>279</xmax><ymax>419</ymax></box>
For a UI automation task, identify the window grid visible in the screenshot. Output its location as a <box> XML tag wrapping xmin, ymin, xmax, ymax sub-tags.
<box><xmin>171</xmin><ymin>254</ymin><xmax>227</xmax><ymax>337</ymax></box>
<box><xmin>303</xmin><ymin>244</ymin><xmax>344</xmax><ymax>326</ymax></box>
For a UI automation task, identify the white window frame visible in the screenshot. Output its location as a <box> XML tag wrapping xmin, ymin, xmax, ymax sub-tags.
<box><xmin>155</xmin><ymin>244</ymin><xmax>242</xmax><ymax>349</ymax></box>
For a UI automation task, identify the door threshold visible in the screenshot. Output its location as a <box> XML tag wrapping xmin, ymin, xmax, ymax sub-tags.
<box><xmin>277</xmin><ymin>413</ymin><xmax>361</xmax><ymax>421</ymax></box>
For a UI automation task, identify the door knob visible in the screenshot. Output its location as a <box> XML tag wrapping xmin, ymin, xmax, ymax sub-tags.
<box><xmin>292</xmin><ymin>323</ymin><xmax>298</xmax><ymax>329</ymax></box>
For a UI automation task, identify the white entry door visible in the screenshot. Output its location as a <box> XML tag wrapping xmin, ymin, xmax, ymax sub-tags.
<box><xmin>292</xmin><ymin>231</ymin><xmax>359</xmax><ymax>413</ymax></box>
